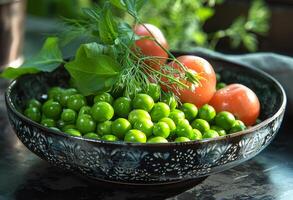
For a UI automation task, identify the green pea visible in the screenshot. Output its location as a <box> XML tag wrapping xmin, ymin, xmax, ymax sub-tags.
<box><xmin>94</xmin><ymin>92</ymin><xmax>114</xmax><ymax>104</ymax></box>
<box><xmin>113</xmin><ymin>97</ymin><xmax>132</xmax><ymax>118</ymax></box>
<box><xmin>191</xmin><ymin>119</ymin><xmax>210</xmax><ymax>133</ymax></box>
<box><xmin>181</xmin><ymin>103</ymin><xmax>198</xmax><ymax>121</ymax></box>
<box><xmin>91</xmin><ymin>102</ymin><xmax>114</xmax><ymax>122</ymax></box>
<box><xmin>235</xmin><ymin>120</ymin><xmax>246</xmax><ymax>128</ymax></box>
<box><xmin>61</xmin><ymin>109</ymin><xmax>77</xmax><ymax>123</ymax></box>
<box><xmin>67</xmin><ymin>94</ymin><xmax>87</xmax><ymax>111</ymax></box>
<box><xmin>229</xmin><ymin>120</ymin><xmax>246</xmax><ymax>134</ymax></box>
<box><xmin>147</xmin><ymin>136</ymin><xmax>168</xmax><ymax>143</ymax></box>
<box><xmin>78</xmin><ymin>106</ymin><xmax>91</xmax><ymax>116</ymax></box>
<box><xmin>133</xmin><ymin>119</ymin><xmax>153</xmax><ymax>138</ymax></box>
<box><xmin>179</xmin><ymin>119</ymin><xmax>190</xmax><ymax>126</ymax></box>
<box><xmin>211</xmin><ymin>125</ymin><xmax>227</xmax><ymax>136</ymax></box>
<box><xmin>97</xmin><ymin>121</ymin><xmax>112</xmax><ymax>136</ymax></box>
<box><xmin>65</xmin><ymin>88</ymin><xmax>78</xmax><ymax>94</ymax></box>
<box><xmin>198</xmin><ymin>104</ymin><xmax>216</xmax><ymax>122</ymax></box>
<box><xmin>48</xmin><ymin>87</ymin><xmax>63</xmax><ymax>101</ymax></box>
<box><xmin>150</xmin><ymin>102</ymin><xmax>170</xmax><ymax>122</ymax></box>
<box><xmin>216</xmin><ymin>82</ymin><xmax>227</xmax><ymax>90</ymax></box>
<box><xmin>112</xmin><ymin>118</ymin><xmax>132</xmax><ymax>139</ymax></box>
<box><xmin>153</xmin><ymin>122</ymin><xmax>170</xmax><ymax>138</ymax></box>
<box><xmin>169</xmin><ymin>109</ymin><xmax>185</xmax><ymax>124</ymax></box>
<box><xmin>203</xmin><ymin>130</ymin><xmax>219</xmax><ymax>139</ymax></box>
<box><xmin>159</xmin><ymin>117</ymin><xmax>176</xmax><ymax>134</ymax></box>
<box><xmin>27</xmin><ymin>99</ymin><xmax>41</xmax><ymax>109</ymax></box>
<box><xmin>128</xmin><ymin>109</ymin><xmax>151</xmax><ymax>124</ymax></box>
<box><xmin>41</xmin><ymin>118</ymin><xmax>56</xmax><ymax>127</ymax></box>
<box><xmin>192</xmin><ymin>129</ymin><xmax>203</xmax><ymax>140</ymax></box>
<box><xmin>60</xmin><ymin>88</ymin><xmax>78</xmax><ymax>106</ymax></box>
<box><xmin>102</xmin><ymin>134</ymin><xmax>118</xmax><ymax>142</ymax></box>
<box><xmin>215</xmin><ymin>111</ymin><xmax>236</xmax><ymax>130</ymax></box>
<box><xmin>76</xmin><ymin>114</ymin><xmax>96</xmax><ymax>134</ymax></box>
<box><xmin>83</xmin><ymin>133</ymin><xmax>100</xmax><ymax>140</ymax></box>
<box><xmin>146</xmin><ymin>83</ymin><xmax>161</xmax><ymax>102</ymax></box>
<box><xmin>24</xmin><ymin>107</ymin><xmax>41</xmax><ymax>122</ymax></box>
<box><xmin>64</xmin><ymin>128</ymin><xmax>82</xmax><ymax>137</ymax></box>
<box><xmin>175</xmin><ymin>120</ymin><xmax>194</xmax><ymax>140</ymax></box>
<box><xmin>42</xmin><ymin>100</ymin><xmax>62</xmax><ymax>120</ymax></box>
<box><xmin>124</xmin><ymin>129</ymin><xmax>147</xmax><ymax>143</ymax></box>
<box><xmin>62</xmin><ymin>124</ymin><xmax>76</xmax><ymax>132</ymax></box>
<box><xmin>175</xmin><ymin>137</ymin><xmax>190</xmax><ymax>142</ymax></box>
<box><xmin>133</xmin><ymin>93</ymin><xmax>155</xmax><ymax>112</ymax></box>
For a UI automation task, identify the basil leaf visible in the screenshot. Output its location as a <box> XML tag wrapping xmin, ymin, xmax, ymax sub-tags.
<box><xmin>0</xmin><ymin>68</ymin><xmax>40</xmax><ymax>79</ymax></box>
<box><xmin>98</xmin><ymin>6</ymin><xmax>118</xmax><ymax>45</ymax></box>
<box><xmin>1</xmin><ymin>37</ymin><xmax>63</xmax><ymax>79</ymax></box>
<box><xmin>64</xmin><ymin>42</ymin><xmax>121</xmax><ymax>95</ymax></box>
<box><xmin>83</xmin><ymin>42</ymin><xmax>119</xmax><ymax>61</ymax></box>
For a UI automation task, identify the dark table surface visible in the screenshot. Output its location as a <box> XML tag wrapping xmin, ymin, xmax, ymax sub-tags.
<box><xmin>0</xmin><ymin>18</ymin><xmax>293</xmax><ymax>200</ymax></box>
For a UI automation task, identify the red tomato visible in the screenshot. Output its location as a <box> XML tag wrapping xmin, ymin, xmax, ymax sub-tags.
<box><xmin>209</xmin><ymin>83</ymin><xmax>260</xmax><ymax>126</ymax></box>
<box><xmin>134</xmin><ymin>24</ymin><xmax>169</xmax><ymax>70</ymax></box>
<box><xmin>165</xmin><ymin>55</ymin><xmax>217</xmax><ymax>107</ymax></box>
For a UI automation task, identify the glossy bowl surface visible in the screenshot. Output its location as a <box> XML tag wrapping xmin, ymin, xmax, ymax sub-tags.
<box><xmin>5</xmin><ymin>58</ymin><xmax>286</xmax><ymax>184</ymax></box>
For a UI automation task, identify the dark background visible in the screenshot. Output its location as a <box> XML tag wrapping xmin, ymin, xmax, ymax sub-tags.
<box><xmin>206</xmin><ymin>0</ymin><xmax>293</xmax><ymax>55</ymax></box>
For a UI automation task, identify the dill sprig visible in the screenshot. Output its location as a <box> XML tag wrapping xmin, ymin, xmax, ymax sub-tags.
<box><xmin>60</xmin><ymin>1</ymin><xmax>201</xmax><ymax>97</ymax></box>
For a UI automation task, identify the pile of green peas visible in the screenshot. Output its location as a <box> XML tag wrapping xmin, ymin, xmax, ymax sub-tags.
<box><xmin>23</xmin><ymin>83</ymin><xmax>246</xmax><ymax>143</ymax></box>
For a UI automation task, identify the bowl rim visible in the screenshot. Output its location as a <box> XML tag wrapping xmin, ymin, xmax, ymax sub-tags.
<box><xmin>5</xmin><ymin>59</ymin><xmax>287</xmax><ymax>147</ymax></box>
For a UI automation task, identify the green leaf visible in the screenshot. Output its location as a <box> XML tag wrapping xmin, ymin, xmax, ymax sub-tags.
<box><xmin>81</xmin><ymin>42</ymin><xmax>110</xmax><ymax>56</ymax></box>
<box><xmin>196</xmin><ymin>7</ymin><xmax>214</xmax><ymax>22</ymax></box>
<box><xmin>64</xmin><ymin>42</ymin><xmax>121</xmax><ymax>95</ymax></box>
<box><xmin>230</xmin><ymin>16</ymin><xmax>246</xmax><ymax>32</ymax></box>
<box><xmin>0</xmin><ymin>68</ymin><xmax>40</xmax><ymax>79</ymax></box>
<box><xmin>242</xmin><ymin>33</ymin><xmax>258</xmax><ymax>52</ymax></box>
<box><xmin>98</xmin><ymin>6</ymin><xmax>118</xmax><ymax>45</ymax></box>
<box><xmin>193</xmin><ymin>31</ymin><xmax>207</xmax><ymax>46</ymax></box>
<box><xmin>246</xmin><ymin>0</ymin><xmax>270</xmax><ymax>35</ymax></box>
<box><xmin>114</xmin><ymin>0</ymin><xmax>146</xmax><ymax>18</ymax></box>
<box><xmin>1</xmin><ymin>37</ymin><xmax>63</xmax><ymax>79</ymax></box>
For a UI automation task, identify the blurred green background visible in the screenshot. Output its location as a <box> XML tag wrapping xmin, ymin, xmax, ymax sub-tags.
<box><xmin>26</xmin><ymin>0</ymin><xmax>271</xmax><ymax>53</ymax></box>
<box><xmin>27</xmin><ymin>0</ymin><xmax>93</xmax><ymax>18</ymax></box>
<box><xmin>24</xmin><ymin>0</ymin><xmax>293</xmax><ymax>55</ymax></box>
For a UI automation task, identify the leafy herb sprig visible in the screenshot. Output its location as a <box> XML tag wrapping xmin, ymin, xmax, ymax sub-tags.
<box><xmin>139</xmin><ymin>0</ymin><xmax>270</xmax><ymax>52</ymax></box>
<box><xmin>209</xmin><ymin>0</ymin><xmax>270</xmax><ymax>52</ymax></box>
<box><xmin>1</xmin><ymin>0</ymin><xmax>200</xmax><ymax>98</ymax></box>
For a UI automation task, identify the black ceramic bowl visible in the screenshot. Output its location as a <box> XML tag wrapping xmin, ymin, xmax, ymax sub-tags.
<box><xmin>5</xmin><ymin>58</ymin><xmax>286</xmax><ymax>185</ymax></box>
